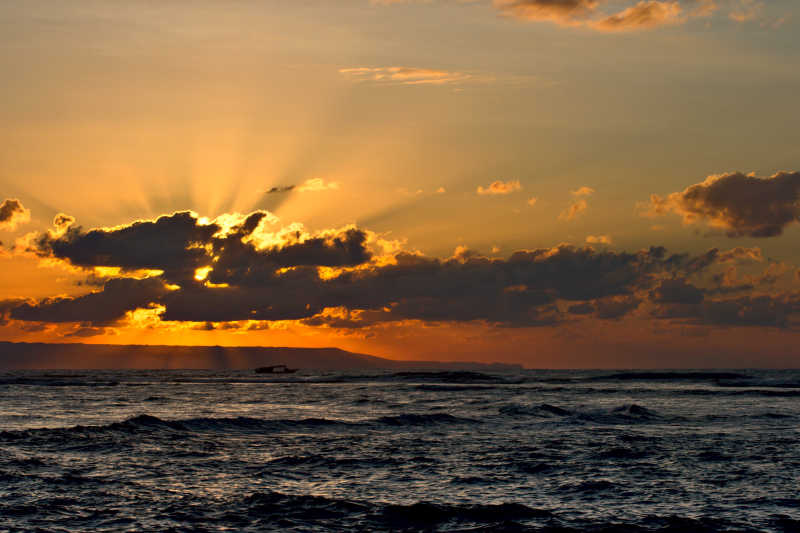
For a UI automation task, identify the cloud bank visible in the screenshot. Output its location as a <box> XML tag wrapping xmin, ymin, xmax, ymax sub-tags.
<box><xmin>5</xmin><ymin>208</ymin><xmax>799</xmax><ymax>335</ymax></box>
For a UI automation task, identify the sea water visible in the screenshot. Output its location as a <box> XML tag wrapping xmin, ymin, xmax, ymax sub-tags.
<box><xmin>1</xmin><ymin>369</ymin><xmax>799</xmax><ymax>531</ymax></box>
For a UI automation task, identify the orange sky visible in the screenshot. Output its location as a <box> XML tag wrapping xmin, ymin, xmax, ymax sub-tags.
<box><xmin>1</xmin><ymin>0</ymin><xmax>800</xmax><ymax>367</ymax></box>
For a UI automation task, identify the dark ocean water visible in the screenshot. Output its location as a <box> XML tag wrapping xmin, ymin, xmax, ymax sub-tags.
<box><xmin>2</xmin><ymin>369</ymin><xmax>800</xmax><ymax>532</ymax></box>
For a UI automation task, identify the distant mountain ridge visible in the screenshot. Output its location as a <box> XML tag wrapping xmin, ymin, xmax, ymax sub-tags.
<box><xmin>0</xmin><ymin>342</ymin><xmax>523</xmax><ymax>371</ymax></box>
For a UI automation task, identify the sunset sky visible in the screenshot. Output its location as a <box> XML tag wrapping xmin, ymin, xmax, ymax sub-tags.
<box><xmin>1</xmin><ymin>0</ymin><xmax>799</xmax><ymax>367</ymax></box>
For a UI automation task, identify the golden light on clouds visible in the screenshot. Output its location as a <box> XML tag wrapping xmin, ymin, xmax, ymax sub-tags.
<box><xmin>0</xmin><ymin>0</ymin><xmax>798</xmax><ymax>366</ymax></box>
<box><xmin>477</xmin><ymin>180</ymin><xmax>522</xmax><ymax>195</ymax></box>
<box><xmin>339</xmin><ymin>67</ymin><xmax>473</xmax><ymax>86</ymax></box>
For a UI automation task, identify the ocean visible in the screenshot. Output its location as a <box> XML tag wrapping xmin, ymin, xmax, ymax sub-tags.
<box><xmin>1</xmin><ymin>369</ymin><xmax>799</xmax><ymax>532</ymax></box>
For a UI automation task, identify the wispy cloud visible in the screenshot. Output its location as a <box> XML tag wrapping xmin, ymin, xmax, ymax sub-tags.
<box><xmin>560</xmin><ymin>199</ymin><xmax>588</xmax><ymax>221</ymax></box>
<box><xmin>729</xmin><ymin>0</ymin><xmax>762</xmax><ymax>22</ymax></box>
<box><xmin>265</xmin><ymin>179</ymin><xmax>340</xmax><ymax>195</ymax></box>
<box><xmin>494</xmin><ymin>0</ymin><xmax>599</xmax><ymax>26</ymax></box>
<box><xmin>559</xmin><ymin>187</ymin><xmax>594</xmax><ymax>220</ymax></box>
<box><xmin>477</xmin><ymin>180</ymin><xmax>522</xmax><ymax>195</ymax></box>
<box><xmin>492</xmin><ymin>0</ymin><xmax>717</xmax><ymax>31</ymax></box>
<box><xmin>297</xmin><ymin>178</ymin><xmax>340</xmax><ymax>192</ymax></box>
<box><xmin>571</xmin><ymin>186</ymin><xmax>595</xmax><ymax>197</ymax></box>
<box><xmin>340</xmin><ymin>66</ymin><xmax>473</xmax><ymax>86</ymax></box>
<box><xmin>586</xmin><ymin>234</ymin><xmax>612</xmax><ymax>244</ymax></box>
<box><xmin>590</xmin><ymin>1</ymin><xmax>683</xmax><ymax>31</ymax></box>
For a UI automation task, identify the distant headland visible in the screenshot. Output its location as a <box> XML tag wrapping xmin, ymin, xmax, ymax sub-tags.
<box><xmin>0</xmin><ymin>342</ymin><xmax>524</xmax><ymax>371</ymax></box>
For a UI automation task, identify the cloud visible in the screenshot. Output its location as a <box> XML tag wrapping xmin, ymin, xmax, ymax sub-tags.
<box><xmin>340</xmin><ymin>67</ymin><xmax>473</xmax><ymax>86</ymax></box>
<box><xmin>567</xmin><ymin>302</ymin><xmax>595</xmax><ymax>315</ymax></box>
<box><xmin>266</xmin><ymin>186</ymin><xmax>295</xmax><ymax>194</ymax></box>
<box><xmin>10</xmin><ymin>277</ymin><xmax>169</xmax><ymax>326</ymax></box>
<box><xmin>559</xmin><ymin>186</ymin><xmax>594</xmax><ymax>220</ymax></box>
<box><xmin>590</xmin><ymin>1</ymin><xmax>683</xmax><ymax>31</ymax></box>
<box><xmin>378</xmin><ymin>0</ymin><xmax>750</xmax><ymax>32</ymax></box>
<box><xmin>691</xmin><ymin>0</ymin><xmax>717</xmax><ymax>17</ymax></box>
<box><xmin>652</xmin><ymin>294</ymin><xmax>796</xmax><ymax>329</ymax></box>
<box><xmin>0</xmin><ymin>199</ymin><xmax>30</xmax><ymax>231</ymax></box>
<box><xmin>64</xmin><ymin>326</ymin><xmax>115</xmax><ymax>338</ymax></box>
<box><xmin>10</xmin><ymin>208</ymin><xmax>800</xmax><ymax>332</ymax></box>
<box><xmin>595</xmin><ymin>295</ymin><xmax>641</xmax><ymax>319</ymax></box>
<box><xmin>650</xmin><ymin>278</ymin><xmax>704</xmax><ymax>304</ymax></box>
<box><xmin>297</xmin><ymin>178</ymin><xmax>340</xmax><ymax>192</ymax></box>
<box><xmin>729</xmin><ymin>0</ymin><xmax>762</xmax><ymax>22</ymax></box>
<box><xmin>477</xmin><ymin>180</ymin><xmax>522</xmax><ymax>195</ymax></box>
<box><xmin>495</xmin><ymin>0</ymin><xmax>688</xmax><ymax>30</ymax></box>
<box><xmin>493</xmin><ymin>0</ymin><xmax>599</xmax><ymax>25</ymax></box>
<box><xmin>265</xmin><ymin>179</ymin><xmax>339</xmax><ymax>195</ymax></box>
<box><xmin>28</xmin><ymin>211</ymin><xmax>220</xmax><ymax>284</ymax></box>
<box><xmin>559</xmin><ymin>199</ymin><xmax>588</xmax><ymax>221</ymax></box>
<box><xmin>586</xmin><ymin>234</ymin><xmax>612</xmax><ymax>244</ymax></box>
<box><xmin>644</xmin><ymin>171</ymin><xmax>800</xmax><ymax>238</ymax></box>
<box><xmin>571</xmin><ymin>186</ymin><xmax>595</xmax><ymax>197</ymax></box>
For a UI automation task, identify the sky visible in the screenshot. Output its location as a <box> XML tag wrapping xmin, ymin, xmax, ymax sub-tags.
<box><xmin>1</xmin><ymin>0</ymin><xmax>799</xmax><ymax>368</ymax></box>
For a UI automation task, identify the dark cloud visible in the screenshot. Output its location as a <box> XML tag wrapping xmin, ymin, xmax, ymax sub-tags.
<box><xmin>652</xmin><ymin>293</ymin><xmax>798</xmax><ymax>329</ymax></box>
<box><xmin>0</xmin><ymin>299</ymin><xmax>27</xmax><ymax>326</ymax></box>
<box><xmin>0</xmin><ymin>199</ymin><xmax>30</xmax><ymax>230</ymax></box>
<box><xmin>650</xmin><ymin>278</ymin><xmax>704</xmax><ymax>304</ymax></box>
<box><xmin>266</xmin><ymin>186</ymin><xmax>295</xmax><ymax>194</ymax></box>
<box><xmin>28</xmin><ymin>211</ymin><xmax>372</xmax><ymax>287</ymax></box>
<box><xmin>207</xmin><ymin>227</ymin><xmax>371</xmax><ymax>287</ymax></box>
<box><xmin>31</xmin><ymin>211</ymin><xmax>220</xmax><ymax>283</ymax></box>
<box><xmin>64</xmin><ymin>326</ymin><xmax>112</xmax><ymax>338</ymax></box>
<box><xmin>567</xmin><ymin>302</ymin><xmax>595</xmax><ymax>315</ymax></box>
<box><xmin>646</xmin><ymin>171</ymin><xmax>800</xmax><ymax>238</ymax></box>
<box><xmin>14</xmin><ymin>209</ymin><xmax>800</xmax><ymax>331</ymax></box>
<box><xmin>159</xmin><ymin>283</ymin><xmax>325</xmax><ymax>322</ymax></box>
<box><xmin>595</xmin><ymin>296</ymin><xmax>641</xmax><ymax>319</ymax></box>
<box><xmin>10</xmin><ymin>277</ymin><xmax>169</xmax><ymax>326</ymax></box>
<box><xmin>702</xmin><ymin>295</ymin><xmax>795</xmax><ymax>328</ymax></box>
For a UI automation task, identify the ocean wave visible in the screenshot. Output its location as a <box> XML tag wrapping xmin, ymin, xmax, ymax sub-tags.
<box><xmin>373</xmin><ymin>413</ymin><xmax>479</xmax><ymax>426</ymax></box>
<box><xmin>236</xmin><ymin>491</ymin><xmax>779</xmax><ymax>531</ymax></box>
<box><xmin>414</xmin><ymin>384</ymin><xmax>500</xmax><ymax>392</ymax></box>
<box><xmin>0</xmin><ymin>378</ymin><xmax>120</xmax><ymax>387</ymax></box>
<box><xmin>594</xmin><ymin>372</ymin><xmax>752</xmax><ymax>381</ymax></box>
<box><xmin>262</xmin><ymin>454</ymin><xmax>405</xmax><ymax>469</ymax></box>
<box><xmin>499</xmin><ymin>403</ymin><xmax>572</xmax><ymax>417</ymax></box>
<box><xmin>0</xmin><ymin>411</ymin><xmax>479</xmax><ymax>443</ymax></box>
<box><xmin>499</xmin><ymin>403</ymin><xmax>666</xmax><ymax>425</ymax></box>
<box><xmin>386</xmin><ymin>371</ymin><xmax>512</xmax><ymax>383</ymax></box>
<box><xmin>0</xmin><ymin>414</ymin><xmax>352</xmax><ymax>442</ymax></box>
<box><xmin>243</xmin><ymin>491</ymin><xmax>552</xmax><ymax>528</ymax></box>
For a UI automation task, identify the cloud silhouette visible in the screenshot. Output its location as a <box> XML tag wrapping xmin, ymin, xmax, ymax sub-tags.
<box><xmin>0</xmin><ymin>199</ymin><xmax>30</xmax><ymax>231</ymax></box>
<box><xmin>7</xmin><ymin>209</ymin><xmax>800</xmax><ymax>331</ymax></box>
<box><xmin>10</xmin><ymin>277</ymin><xmax>169</xmax><ymax>326</ymax></box>
<box><xmin>266</xmin><ymin>186</ymin><xmax>295</xmax><ymax>194</ymax></box>
<box><xmin>645</xmin><ymin>171</ymin><xmax>800</xmax><ymax>237</ymax></box>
